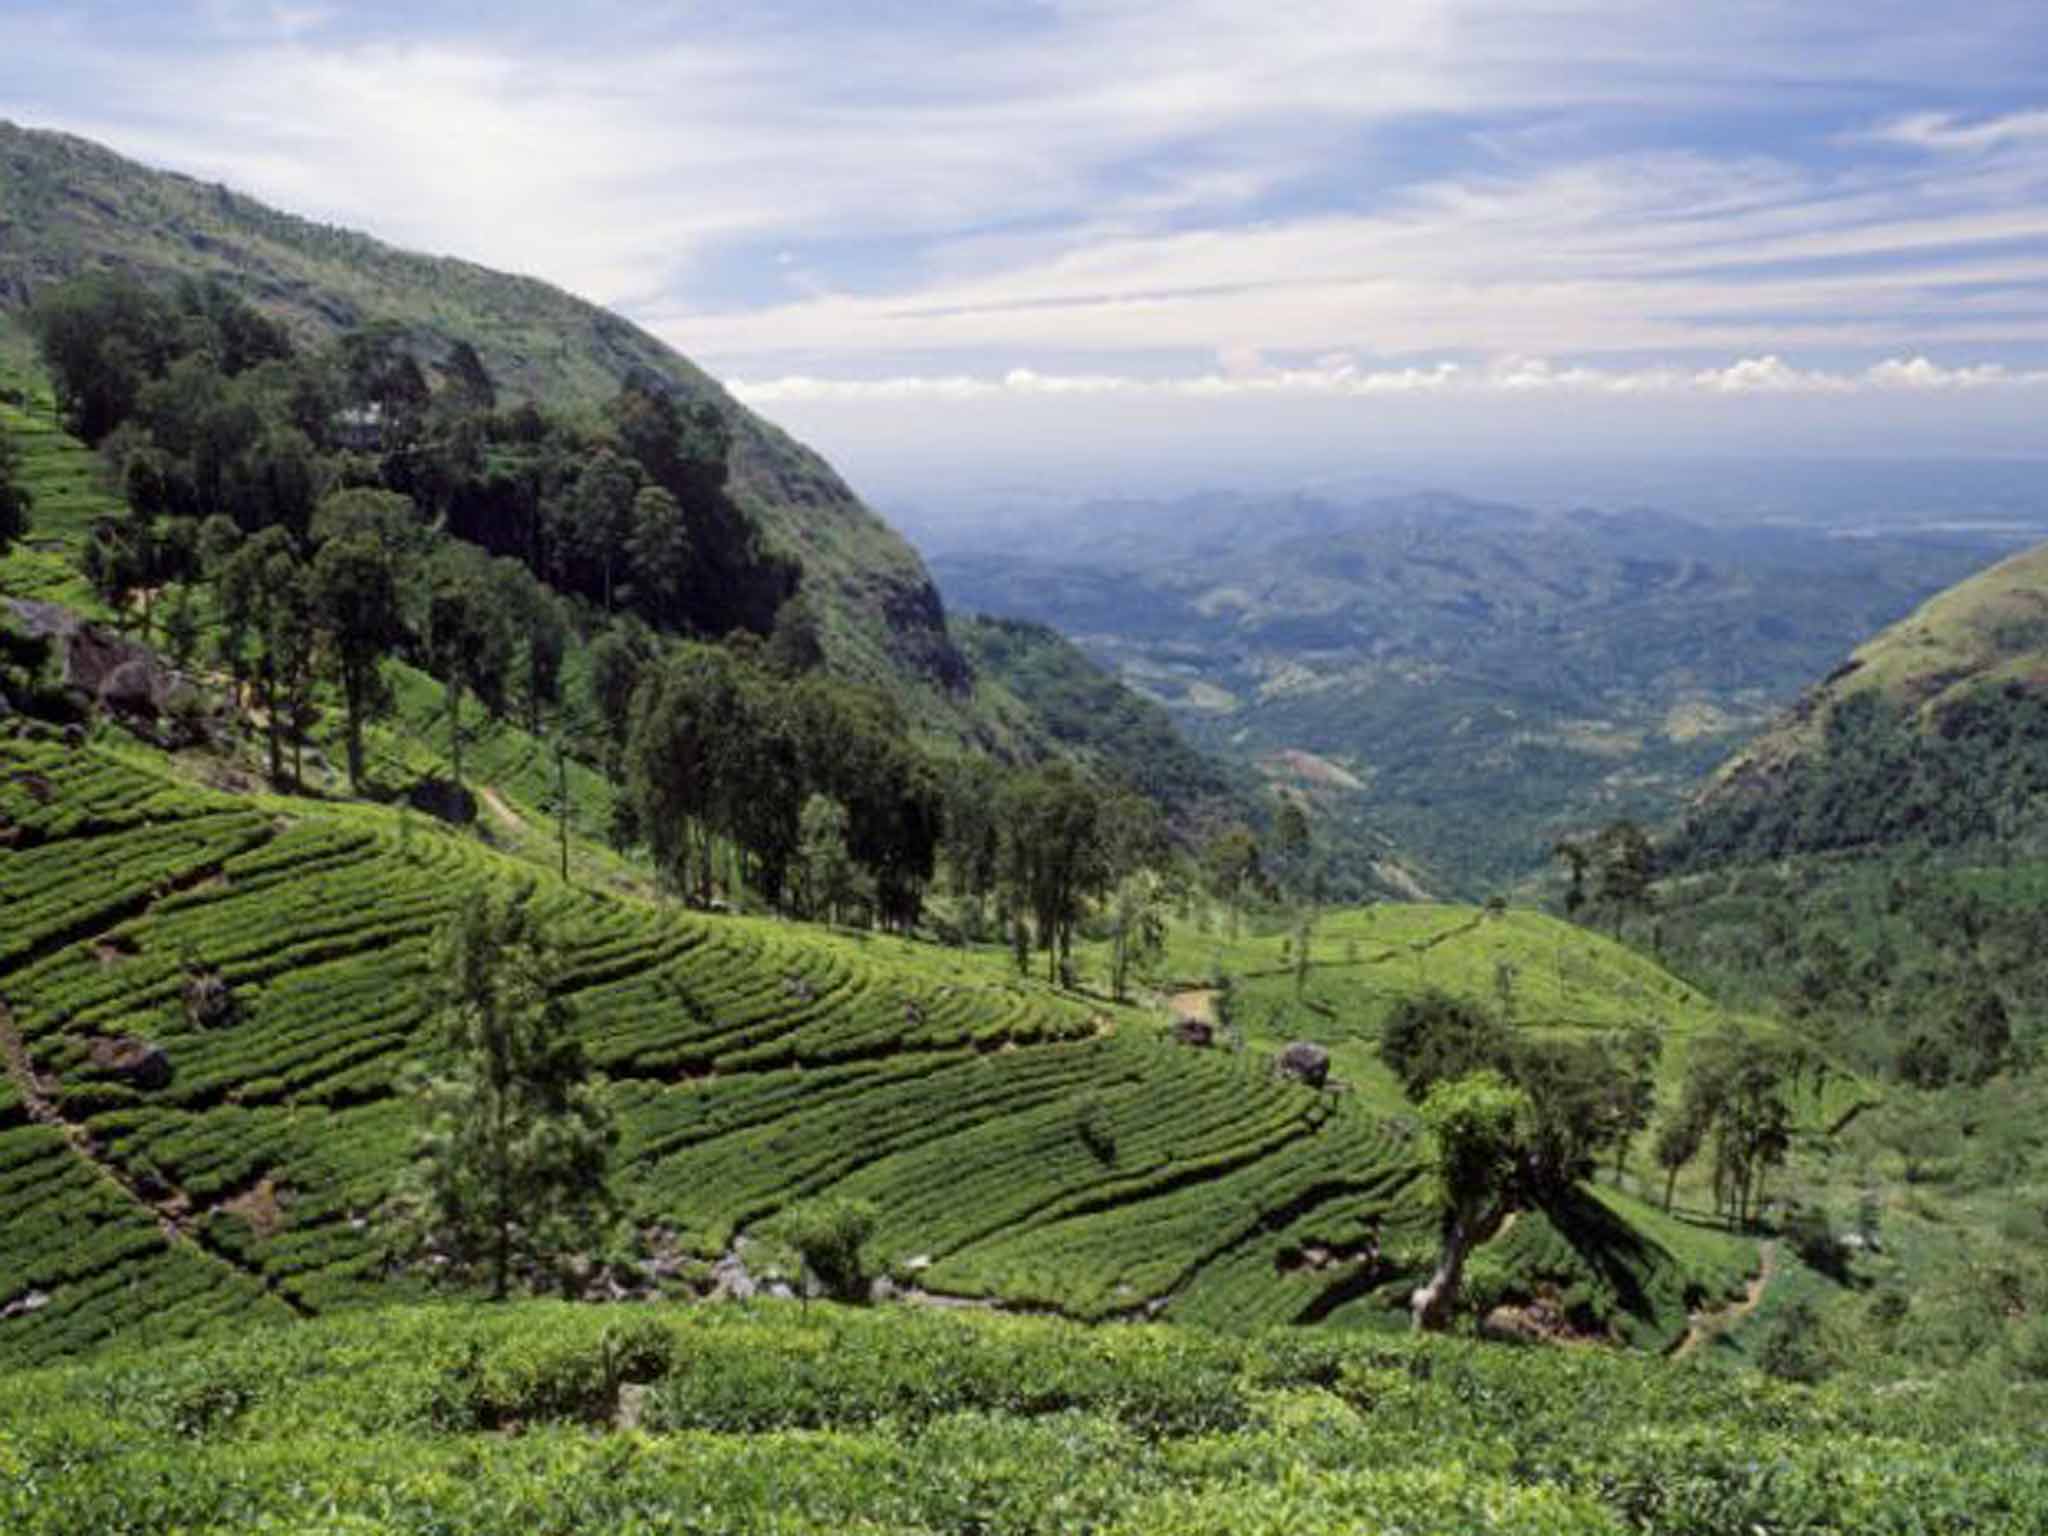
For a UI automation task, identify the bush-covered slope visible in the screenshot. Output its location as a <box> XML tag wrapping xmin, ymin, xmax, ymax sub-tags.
<box><xmin>1693</xmin><ymin>539</ymin><xmax>2048</xmax><ymax>840</ymax></box>
<box><xmin>3</xmin><ymin>1298</ymin><xmax>2043</xmax><ymax>1535</ymax></box>
<box><xmin>0</xmin><ymin>728</ymin><xmax>1443</xmax><ymax>1367</ymax></box>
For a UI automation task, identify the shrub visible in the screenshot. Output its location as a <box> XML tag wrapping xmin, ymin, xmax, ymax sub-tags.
<box><xmin>773</xmin><ymin>1196</ymin><xmax>879</xmax><ymax>1304</ymax></box>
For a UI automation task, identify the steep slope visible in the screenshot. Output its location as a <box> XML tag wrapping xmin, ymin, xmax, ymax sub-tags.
<box><xmin>1700</xmin><ymin>540</ymin><xmax>2048</xmax><ymax>808</ymax></box>
<box><xmin>0</xmin><ymin>120</ymin><xmax>966</xmax><ymax>706</ymax></box>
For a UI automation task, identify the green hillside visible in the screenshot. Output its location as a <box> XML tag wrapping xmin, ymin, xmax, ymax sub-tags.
<box><xmin>0</xmin><ymin>120</ymin><xmax>964</xmax><ymax>711</ymax></box>
<box><xmin>0</xmin><ymin>727</ymin><xmax>1456</xmax><ymax>1367</ymax></box>
<box><xmin>1696</xmin><ymin>538</ymin><xmax>2048</xmax><ymax>825</ymax></box>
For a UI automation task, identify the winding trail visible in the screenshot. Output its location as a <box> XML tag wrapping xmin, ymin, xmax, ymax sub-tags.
<box><xmin>0</xmin><ymin>998</ymin><xmax>310</xmax><ymax>1317</ymax></box>
<box><xmin>1671</xmin><ymin>1240</ymin><xmax>1776</xmax><ymax>1360</ymax></box>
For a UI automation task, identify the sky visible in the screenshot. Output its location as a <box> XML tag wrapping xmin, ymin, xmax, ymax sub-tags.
<box><xmin>6</xmin><ymin>1</ymin><xmax>2048</xmax><ymax>501</ymax></box>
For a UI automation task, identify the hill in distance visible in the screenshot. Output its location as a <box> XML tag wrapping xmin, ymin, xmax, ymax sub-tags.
<box><xmin>1700</xmin><ymin>539</ymin><xmax>2048</xmax><ymax>809</ymax></box>
<box><xmin>917</xmin><ymin>486</ymin><xmax>2019</xmax><ymax>895</ymax></box>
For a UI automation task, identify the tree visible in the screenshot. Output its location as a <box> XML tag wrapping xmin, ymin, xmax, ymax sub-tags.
<box><xmin>1412</xmin><ymin>1069</ymin><xmax>1532</xmax><ymax>1331</ymax></box>
<box><xmin>1378</xmin><ymin>990</ymin><xmax>1512</xmax><ymax>1101</ymax></box>
<box><xmin>626</xmin><ymin>484</ymin><xmax>690</xmax><ymax>623</ymax></box>
<box><xmin>423</xmin><ymin>544</ymin><xmax>513</xmax><ymax>789</ymax></box>
<box><xmin>766</xmin><ymin>592</ymin><xmax>826</xmax><ymax>678</ymax></box>
<box><xmin>798</xmin><ymin>793</ymin><xmax>862</xmax><ymax>925</ymax></box>
<box><xmin>1002</xmin><ymin>763</ymin><xmax>1108</xmax><ymax>983</ymax></box>
<box><xmin>772</xmin><ymin>1196</ymin><xmax>878</xmax><ymax>1308</ymax></box>
<box><xmin>311</xmin><ymin>526</ymin><xmax>406</xmax><ymax>791</ymax></box>
<box><xmin>1204</xmin><ymin>824</ymin><xmax>1261</xmax><ymax>938</ymax></box>
<box><xmin>588</xmin><ymin>622</ymin><xmax>655</xmax><ymax>782</ymax></box>
<box><xmin>1592</xmin><ymin>819</ymin><xmax>1655</xmax><ymax>936</ymax></box>
<box><xmin>1108</xmin><ymin>868</ymin><xmax>1169</xmax><ymax>1001</ymax></box>
<box><xmin>0</xmin><ymin>424</ymin><xmax>31</xmax><ymax>566</ymax></box>
<box><xmin>217</xmin><ymin>527</ymin><xmax>311</xmax><ymax>786</ymax></box>
<box><xmin>395</xmin><ymin>897</ymin><xmax>617</xmax><ymax>1300</ymax></box>
<box><xmin>567</xmin><ymin>448</ymin><xmax>639</xmax><ymax>613</ymax></box>
<box><xmin>1653</xmin><ymin>1105</ymin><xmax>1707</xmax><ymax>1213</ymax></box>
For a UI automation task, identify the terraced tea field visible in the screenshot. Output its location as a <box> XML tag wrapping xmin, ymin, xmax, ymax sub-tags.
<box><xmin>0</xmin><ymin>731</ymin><xmax>1485</xmax><ymax>1366</ymax></box>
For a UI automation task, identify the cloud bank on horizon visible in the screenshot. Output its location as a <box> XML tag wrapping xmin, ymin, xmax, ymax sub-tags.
<box><xmin>6</xmin><ymin>0</ymin><xmax>2048</xmax><ymax>488</ymax></box>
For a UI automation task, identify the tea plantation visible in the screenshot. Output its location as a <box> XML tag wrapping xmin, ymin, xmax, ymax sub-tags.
<box><xmin>3</xmin><ymin>1298</ymin><xmax>2044</xmax><ymax>1534</ymax></box>
<box><xmin>0</xmin><ymin>729</ymin><xmax>1464</xmax><ymax>1366</ymax></box>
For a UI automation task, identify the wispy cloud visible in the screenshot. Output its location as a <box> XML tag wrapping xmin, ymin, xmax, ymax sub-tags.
<box><xmin>5</xmin><ymin>1</ymin><xmax>2048</xmax><ymax>480</ymax></box>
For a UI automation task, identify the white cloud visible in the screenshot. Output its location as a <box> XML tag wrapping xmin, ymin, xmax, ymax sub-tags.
<box><xmin>732</xmin><ymin>354</ymin><xmax>2048</xmax><ymax>405</ymax></box>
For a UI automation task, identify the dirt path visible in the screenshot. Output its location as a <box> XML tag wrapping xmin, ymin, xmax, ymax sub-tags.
<box><xmin>478</xmin><ymin>784</ymin><xmax>528</xmax><ymax>838</ymax></box>
<box><xmin>1671</xmin><ymin>1239</ymin><xmax>1776</xmax><ymax>1360</ymax></box>
<box><xmin>0</xmin><ymin>998</ymin><xmax>309</xmax><ymax>1315</ymax></box>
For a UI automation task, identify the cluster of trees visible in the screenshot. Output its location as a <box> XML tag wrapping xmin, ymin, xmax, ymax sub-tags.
<box><xmin>1377</xmin><ymin>990</ymin><xmax>1662</xmax><ymax>1330</ymax></box>
<box><xmin>1652</xmin><ymin>855</ymin><xmax>2027</xmax><ymax>1092</ymax></box>
<box><xmin>1649</xmin><ymin>1025</ymin><xmax>1807</xmax><ymax>1228</ymax></box>
<box><xmin>28</xmin><ymin>272</ymin><xmax>796</xmax><ymax>656</ymax></box>
<box><xmin>24</xmin><ymin>272</ymin><xmax>1306</xmax><ymax>991</ymax></box>
<box><xmin>0</xmin><ymin>421</ymin><xmax>30</xmax><ymax>565</ymax></box>
<box><xmin>1379</xmin><ymin>990</ymin><xmax>1661</xmax><ymax>1198</ymax></box>
<box><xmin>1671</xmin><ymin>685</ymin><xmax>2048</xmax><ymax>868</ymax></box>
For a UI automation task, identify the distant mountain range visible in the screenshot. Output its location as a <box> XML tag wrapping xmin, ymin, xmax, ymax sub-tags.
<box><xmin>917</xmin><ymin>487</ymin><xmax>2035</xmax><ymax>893</ymax></box>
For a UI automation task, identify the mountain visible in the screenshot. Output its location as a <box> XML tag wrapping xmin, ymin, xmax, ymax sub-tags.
<box><xmin>1698</xmin><ymin>540</ymin><xmax>2048</xmax><ymax>804</ymax></box>
<box><xmin>919</xmin><ymin>488</ymin><xmax>2020</xmax><ymax>894</ymax></box>
<box><xmin>0</xmin><ymin>120</ymin><xmax>966</xmax><ymax>709</ymax></box>
<box><xmin>1675</xmin><ymin>539</ymin><xmax>2048</xmax><ymax>865</ymax></box>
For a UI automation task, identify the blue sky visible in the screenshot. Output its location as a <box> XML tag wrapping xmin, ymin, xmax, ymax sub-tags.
<box><xmin>6</xmin><ymin>1</ymin><xmax>2048</xmax><ymax>496</ymax></box>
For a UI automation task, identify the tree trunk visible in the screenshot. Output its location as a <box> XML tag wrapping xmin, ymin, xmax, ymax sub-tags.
<box><xmin>1664</xmin><ymin>1164</ymin><xmax>1679</xmax><ymax>1213</ymax></box>
<box><xmin>343</xmin><ymin>671</ymin><xmax>366</xmax><ymax>791</ymax></box>
<box><xmin>447</xmin><ymin>677</ymin><xmax>464</xmax><ymax>789</ymax></box>
<box><xmin>261</xmin><ymin>672</ymin><xmax>284</xmax><ymax>787</ymax></box>
<box><xmin>1411</xmin><ymin>1198</ymin><xmax>1510</xmax><ymax>1332</ymax></box>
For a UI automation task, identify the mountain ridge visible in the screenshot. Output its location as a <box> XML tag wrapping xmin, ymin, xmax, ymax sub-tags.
<box><xmin>0</xmin><ymin>118</ymin><xmax>969</xmax><ymax>708</ymax></box>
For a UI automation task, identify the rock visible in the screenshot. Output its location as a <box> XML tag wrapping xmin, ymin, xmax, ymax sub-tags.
<box><xmin>87</xmin><ymin>1035</ymin><xmax>173</xmax><ymax>1092</ymax></box>
<box><xmin>0</xmin><ymin>1290</ymin><xmax>50</xmax><ymax>1321</ymax></box>
<box><xmin>710</xmin><ymin>1251</ymin><xmax>757</xmax><ymax>1301</ymax></box>
<box><xmin>1277</xmin><ymin>1041</ymin><xmax>1331</xmax><ymax>1088</ymax></box>
<box><xmin>1170</xmin><ymin>1016</ymin><xmax>1213</xmax><ymax>1048</ymax></box>
<box><xmin>182</xmin><ymin>968</ymin><xmax>235</xmax><ymax>1029</ymax></box>
<box><xmin>98</xmin><ymin>657</ymin><xmax>164</xmax><ymax>720</ymax></box>
<box><xmin>406</xmin><ymin>778</ymin><xmax>476</xmax><ymax>826</ymax></box>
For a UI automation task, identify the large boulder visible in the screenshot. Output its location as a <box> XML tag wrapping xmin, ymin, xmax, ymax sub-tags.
<box><xmin>1276</xmin><ymin>1040</ymin><xmax>1331</xmax><ymax>1089</ymax></box>
<box><xmin>87</xmin><ymin>1035</ymin><xmax>173</xmax><ymax>1092</ymax></box>
<box><xmin>1170</xmin><ymin>1015</ymin><xmax>1214</xmax><ymax>1048</ymax></box>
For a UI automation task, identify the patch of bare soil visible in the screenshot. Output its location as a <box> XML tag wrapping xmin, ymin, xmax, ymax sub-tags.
<box><xmin>479</xmin><ymin>784</ymin><xmax>527</xmax><ymax>837</ymax></box>
<box><xmin>220</xmin><ymin>1176</ymin><xmax>287</xmax><ymax>1239</ymax></box>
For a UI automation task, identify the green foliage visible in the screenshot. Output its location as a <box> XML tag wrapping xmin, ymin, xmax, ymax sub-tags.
<box><xmin>9</xmin><ymin>1300</ymin><xmax>2042</xmax><ymax>1534</ymax></box>
<box><xmin>390</xmin><ymin>897</ymin><xmax>618</xmax><ymax>1299</ymax></box>
<box><xmin>0</xmin><ymin>420</ymin><xmax>30</xmax><ymax>561</ymax></box>
<box><xmin>772</xmin><ymin>1196</ymin><xmax>879</xmax><ymax>1304</ymax></box>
